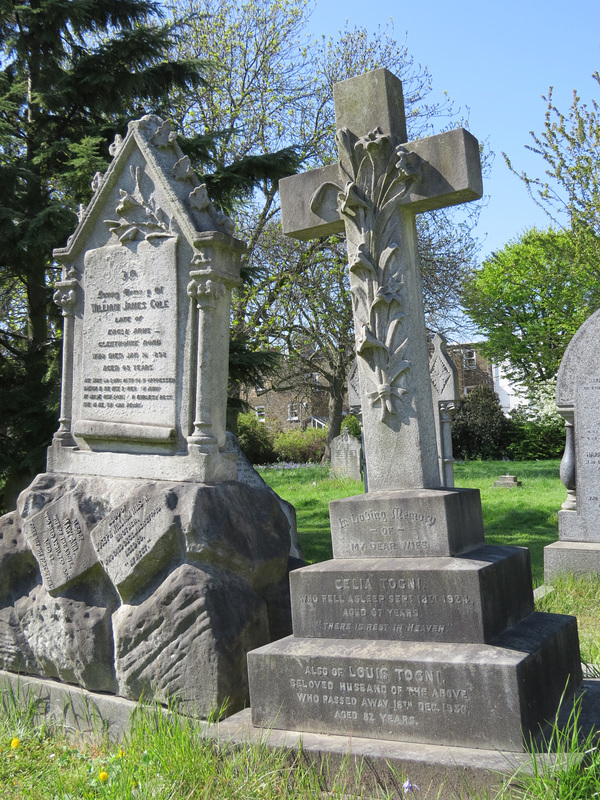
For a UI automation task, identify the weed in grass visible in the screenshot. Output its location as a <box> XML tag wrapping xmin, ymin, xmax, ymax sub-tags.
<box><xmin>498</xmin><ymin>692</ymin><xmax>600</xmax><ymax>800</ymax></box>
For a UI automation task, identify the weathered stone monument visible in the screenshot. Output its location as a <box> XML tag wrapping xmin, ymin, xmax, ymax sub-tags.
<box><xmin>248</xmin><ymin>69</ymin><xmax>581</xmax><ymax>751</ymax></box>
<box><xmin>330</xmin><ymin>428</ymin><xmax>362</xmax><ymax>481</ymax></box>
<box><xmin>429</xmin><ymin>333</ymin><xmax>460</xmax><ymax>487</ymax></box>
<box><xmin>545</xmin><ymin>307</ymin><xmax>600</xmax><ymax>580</ymax></box>
<box><xmin>0</xmin><ymin>116</ymin><xmax>292</xmax><ymax>715</ymax></box>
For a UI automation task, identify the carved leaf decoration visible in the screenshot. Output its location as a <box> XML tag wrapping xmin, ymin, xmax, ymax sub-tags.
<box><xmin>336</xmin><ymin>128</ymin><xmax>357</xmax><ymax>181</ymax></box>
<box><xmin>386</xmin><ymin>339</ymin><xmax>411</xmax><ymax>384</ymax></box>
<box><xmin>380</xmin><ymin>245</ymin><xmax>399</xmax><ymax>273</ymax></box>
<box><xmin>384</xmin><ymin>317</ymin><xmax>404</xmax><ymax>350</ymax></box>
<box><xmin>106</xmin><ymin>167</ymin><xmax>172</xmax><ymax>242</ymax></box>
<box><xmin>349</xmin><ymin>244</ymin><xmax>377</xmax><ymax>276</ymax></box>
<box><xmin>151</xmin><ymin>120</ymin><xmax>177</xmax><ymax>149</ymax></box>
<box><xmin>356</xmin><ymin>324</ymin><xmax>387</xmax><ymax>355</ymax></box>
<box><xmin>173</xmin><ymin>156</ymin><xmax>194</xmax><ymax>181</ymax></box>
<box><xmin>375</xmin><ymin>274</ymin><xmax>405</xmax><ymax>305</ymax></box>
<box><xmin>338</xmin><ymin>181</ymin><xmax>370</xmax><ymax>218</ymax></box>
<box><xmin>309</xmin><ymin>180</ymin><xmax>343</xmax><ymax>218</ymax></box>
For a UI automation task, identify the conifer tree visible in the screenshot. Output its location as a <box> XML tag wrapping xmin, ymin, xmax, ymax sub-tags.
<box><xmin>0</xmin><ymin>0</ymin><xmax>298</xmax><ymax>504</ymax></box>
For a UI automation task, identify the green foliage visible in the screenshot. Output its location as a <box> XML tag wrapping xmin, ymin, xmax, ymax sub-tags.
<box><xmin>236</xmin><ymin>412</ymin><xmax>277</xmax><ymax>464</ymax></box>
<box><xmin>451</xmin><ymin>386</ymin><xmax>510</xmax><ymax>460</ymax></box>
<box><xmin>0</xmin><ymin>693</ymin><xmax>395</xmax><ymax>799</ymax></box>
<box><xmin>274</xmin><ymin>427</ymin><xmax>327</xmax><ymax>464</ymax></box>
<box><xmin>536</xmin><ymin>573</ymin><xmax>600</xmax><ymax>667</ymax></box>
<box><xmin>341</xmin><ymin>414</ymin><xmax>362</xmax><ymax>439</ymax></box>
<box><xmin>462</xmin><ymin>228</ymin><xmax>600</xmax><ymax>392</ymax></box>
<box><xmin>504</xmin><ymin>71</ymin><xmax>600</xmax><ymax>273</ymax></box>
<box><xmin>506</xmin><ymin>407</ymin><xmax>565</xmax><ymax>461</ymax></box>
<box><xmin>260</xmin><ymin>459</ymin><xmax>564</xmax><ymax>583</ymax></box>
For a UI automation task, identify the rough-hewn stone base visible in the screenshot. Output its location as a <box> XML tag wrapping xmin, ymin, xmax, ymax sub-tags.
<box><xmin>0</xmin><ymin>474</ymin><xmax>293</xmax><ymax>716</ymax></box>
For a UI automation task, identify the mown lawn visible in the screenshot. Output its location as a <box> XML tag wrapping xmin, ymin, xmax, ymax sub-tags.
<box><xmin>259</xmin><ymin>459</ymin><xmax>564</xmax><ymax>585</ymax></box>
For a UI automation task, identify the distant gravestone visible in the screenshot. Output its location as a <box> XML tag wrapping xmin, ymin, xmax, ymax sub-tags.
<box><xmin>493</xmin><ymin>474</ymin><xmax>522</xmax><ymax>489</ymax></box>
<box><xmin>429</xmin><ymin>333</ymin><xmax>460</xmax><ymax>487</ymax></box>
<box><xmin>347</xmin><ymin>334</ymin><xmax>460</xmax><ymax>489</ymax></box>
<box><xmin>545</xmin><ymin>308</ymin><xmax>600</xmax><ymax>580</ymax></box>
<box><xmin>0</xmin><ymin>116</ymin><xmax>292</xmax><ymax>716</ymax></box>
<box><xmin>330</xmin><ymin>428</ymin><xmax>362</xmax><ymax>481</ymax></box>
<box><xmin>248</xmin><ymin>68</ymin><xmax>581</xmax><ymax>753</ymax></box>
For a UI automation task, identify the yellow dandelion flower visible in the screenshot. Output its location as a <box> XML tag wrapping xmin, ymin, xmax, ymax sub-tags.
<box><xmin>99</xmin><ymin>770</ymin><xmax>109</xmax><ymax>783</ymax></box>
<box><xmin>10</xmin><ymin>738</ymin><xmax>20</xmax><ymax>750</ymax></box>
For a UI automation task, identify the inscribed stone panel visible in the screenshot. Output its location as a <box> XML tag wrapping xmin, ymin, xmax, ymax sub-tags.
<box><xmin>77</xmin><ymin>240</ymin><xmax>177</xmax><ymax>439</ymax></box>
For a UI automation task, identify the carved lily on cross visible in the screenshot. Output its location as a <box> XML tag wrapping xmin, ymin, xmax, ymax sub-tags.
<box><xmin>311</xmin><ymin>129</ymin><xmax>421</xmax><ymax>422</ymax></box>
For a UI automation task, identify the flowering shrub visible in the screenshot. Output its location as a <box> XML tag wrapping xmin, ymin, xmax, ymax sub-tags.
<box><xmin>274</xmin><ymin>427</ymin><xmax>327</xmax><ymax>463</ymax></box>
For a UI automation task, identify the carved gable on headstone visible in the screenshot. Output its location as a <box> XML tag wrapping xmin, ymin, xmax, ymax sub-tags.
<box><xmin>49</xmin><ymin>115</ymin><xmax>244</xmax><ymax>483</ymax></box>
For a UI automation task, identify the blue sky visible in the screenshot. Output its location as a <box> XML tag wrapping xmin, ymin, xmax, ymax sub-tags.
<box><xmin>306</xmin><ymin>0</ymin><xmax>600</xmax><ymax>262</ymax></box>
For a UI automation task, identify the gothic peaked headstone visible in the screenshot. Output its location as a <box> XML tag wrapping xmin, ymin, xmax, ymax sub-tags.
<box><xmin>0</xmin><ymin>116</ymin><xmax>294</xmax><ymax>717</ymax></box>
<box><xmin>50</xmin><ymin>115</ymin><xmax>243</xmax><ymax>483</ymax></box>
<box><xmin>429</xmin><ymin>333</ymin><xmax>460</xmax><ymax>487</ymax></box>
<box><xmin>330</xmin><ymin>428</ymin><xmax>362</xmax><ymax>482</ymax></box>
<box><xmin>248</xmin><ymin>69</ymin><xmax>581</xmax><ymax>754</ymax></box>
<box><xmin>545</xmin><ymin>307</ymin><xmax>600</xmax><ymax>579</ymax></box>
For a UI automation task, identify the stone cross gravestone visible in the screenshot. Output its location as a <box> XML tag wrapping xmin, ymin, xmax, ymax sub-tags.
<box><xmin>248</xmin><ymin>69</ymin><xmax>581</xmax><ymax>752</ymax></box>
<box><xmin>347</xmin><ymin>333</ymin><xmax>460</xmax><ymax>489</ymax></box>
<box><xmin>0</xmin><ymin>116</ymin><xmax>293</xmax><ymax>716</ymax></box>
<box><xmin>330</xmin><ymin>428</ymin><xmax>362</xmax><ymax>481</ymax></box>
<box><xmin>545</xmin><ymin>307</ymin><xmax>600</xmax><ymax>579</ymax></box>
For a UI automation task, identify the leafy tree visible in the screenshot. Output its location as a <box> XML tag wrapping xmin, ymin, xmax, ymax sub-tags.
<box><xmin>461</xmin><ymin>227</ymin><xmax>600</xmax><ymax>393</ymax></box>
<box><xmin>166</xmin><ymin>0</ymin><xmax>483</xmax><ymax>436</ymax></box>
<box><xmin>451</xmin><ymin>386</ymin><xmax>510</xmax><ymax>461</ymax></box>
<box><xmin>247</xmin><ymin>227</ymin><xmax>355</xmax><ymax>453</ymax></box>
<box><xmin>504</xmin><ymin>71</ymin><xmax>600</xmax><ymax>282</ymax></box>
<box><xmin>506</xmin><ymin>407</ymin><xmax>564</xmax><ymax>461</ymax></box>
<box><xmin>236</xmin><ymin>412</ymin><xmax>277</xmax><ymax>464</ymax></box>
<box><xmin>0</xmin><ymin>0</ymin><xmax>210</xmax><ymax>500</ymax></box>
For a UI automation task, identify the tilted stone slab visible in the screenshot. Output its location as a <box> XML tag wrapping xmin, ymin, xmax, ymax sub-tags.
<box><xmin>290</xmin><ymin>546</ymin><xmax>534</xmax><ymax>644</ymax></box>
<box><xmin>329</xmin><ymin>489</ymin><xmax>484</xmax><ymax>558</ymax></box>
<box><xmin>90</xmin><ymin>484</ymin><xmax>185</xmax><ymax>601</ymax></box>
<box><xmin>248</xmin><ymin>612</ymin><xmax>581</xmax><ymax>751</ymax></box>
<box><xmin>24</xmin><ymin>491</ymin><xmax>100</xmax><ymax>593</ymax></box>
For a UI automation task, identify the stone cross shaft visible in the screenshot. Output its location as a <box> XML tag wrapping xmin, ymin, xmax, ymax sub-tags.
<box><xmin>279</xmin><ymin>69</ymin><xmax>482</xmax><ymax>492</ymax></box>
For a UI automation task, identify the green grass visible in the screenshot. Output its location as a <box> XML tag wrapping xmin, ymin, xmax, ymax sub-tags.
<box><xmin>5</xmin><ymin>458</ymin><xmax>600</xmax><ymax>800</ymax></box>
<box><xmin>536</xmin><ymin>573</ymin><xmax>600</xmax><ymax>667</ymax></box>
<box><xmin>259</xmin><ymin>459</ymin><xmax>564</xmax><ymax>584</ymax></box>
<box><xmin>0</xmin><ymin>693</ymin><xmax>402</xmax><ymax>800</ymax></box>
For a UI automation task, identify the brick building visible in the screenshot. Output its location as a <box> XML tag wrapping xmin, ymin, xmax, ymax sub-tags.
<box><xmin>243</xmin><ymin>373</ymin><xmax>334</xmax><ymax>432</ymax></box>
<box><xmin>243</xmin><ymin>345</ymin><xmax>520</xmax><ymax>430</ymax></box>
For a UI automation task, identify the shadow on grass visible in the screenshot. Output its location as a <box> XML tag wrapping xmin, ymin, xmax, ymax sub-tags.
<box><xmin>484</xmin><ymin>507</ymin><xmax>559</xmax><ymax>584</ymax></box>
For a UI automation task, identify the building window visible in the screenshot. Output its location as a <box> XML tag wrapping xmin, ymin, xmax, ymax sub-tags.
<box><xmin>462</xmin><ymin>349</ymin><xmax>477</xmax><ymax>370</ymax></box>
<box><xmin>255</xmin><ymin>406</ymin><xmax>265</xmax><ymax>422</ymax></box>
<box><xmin>287</xmin><ymin>402</ymin><xmax>299</xmax><ymax>422</ymax></box>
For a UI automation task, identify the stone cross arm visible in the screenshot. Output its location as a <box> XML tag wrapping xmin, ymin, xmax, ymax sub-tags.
<box><xmin>280</xmin><ymin>127</ymin><xmax>482</xmax><ymax>240</ymax></box>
